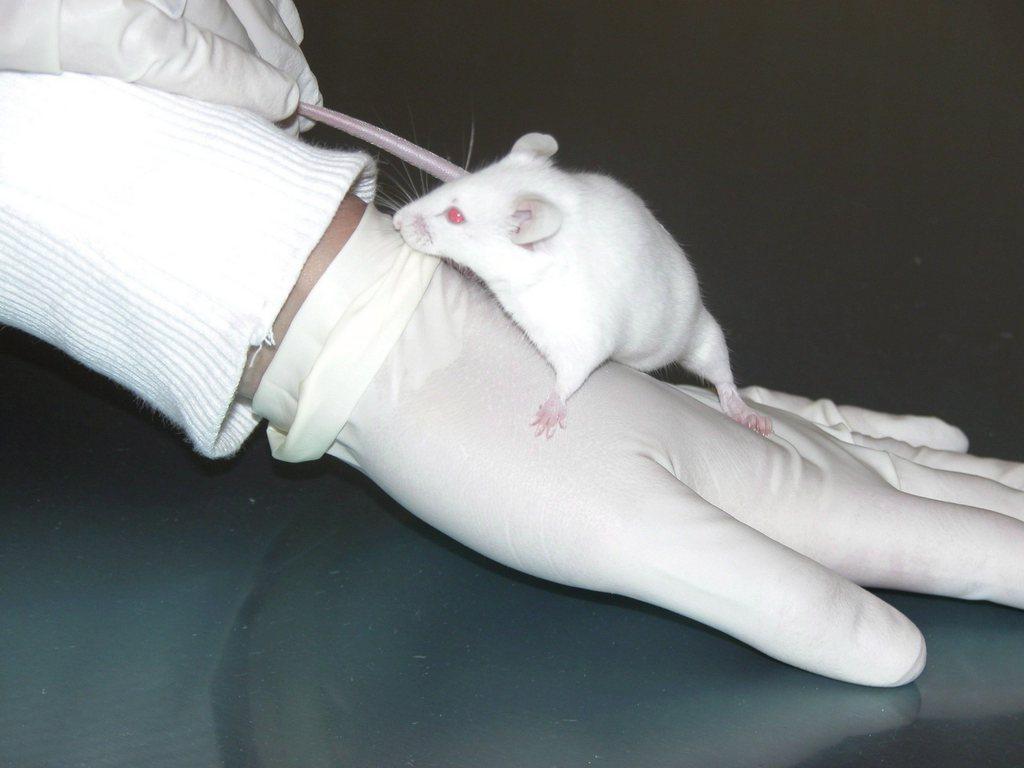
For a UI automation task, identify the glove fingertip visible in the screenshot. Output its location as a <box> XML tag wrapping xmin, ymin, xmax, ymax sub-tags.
<box><xmin>273</xmin><ymin>0</ymin><xmax>306</xmax><ymax>44</ymax></box>
<box><xmin>284</xmin><ymin>80</ymin><xmax>300</xmax><ymax>115</ymax></box>
<box><xmin>262</xmin><ymin>78</ymin><xmax>300</xmax><ymax>123</ymax></box>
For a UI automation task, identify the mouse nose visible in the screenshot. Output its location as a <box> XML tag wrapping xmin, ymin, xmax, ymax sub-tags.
<box><xmin>392</xmin><ymin>216</ymin><xmax>402</xmax><ymax>231</ymax></box>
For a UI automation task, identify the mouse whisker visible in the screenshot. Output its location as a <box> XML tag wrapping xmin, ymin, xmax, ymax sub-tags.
<box><xmin>405</xmin><ymin>159</ymin><xmax>427</xmax><ymax>201</ymax></box>
<box><xmin>379</xmin><ymin>163</ymin><xmax>418</xmax><ymax>208</ymax></box>
<box><xmin>416</xmin><ymin>158</ymin><xmax>429</xmax><ymax>199</ymax></box>
<box><xmin>393</xmin><ymin>155</ymin><xmax>421</xmax><ymax>203</ymax></box>
<box><xmin>373</xmin><ymin>189</ymin><xmax>404</xmax><ymax>214</ymax></box>
<box><xmin>403</xmin><ymin>106</ymin><xmax>430</xmax><ymax>197</ymax></box>
<box><xmin>464</xmin><ymin>117</ymin><xmax>476</xmax><ymax>170</ymax></box>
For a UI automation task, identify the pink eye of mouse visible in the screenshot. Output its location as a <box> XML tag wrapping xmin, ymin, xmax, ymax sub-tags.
<box><xmin>445</xmin><ymin>207</ymin><xmax>465</xmax><ymax>224</ymax></box>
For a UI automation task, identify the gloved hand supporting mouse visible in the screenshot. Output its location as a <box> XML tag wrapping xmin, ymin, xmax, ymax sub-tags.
<box><xmin>259</xmin><ymin>230</ymin><xmax>1022</xmax><ymax>686</ymax></box>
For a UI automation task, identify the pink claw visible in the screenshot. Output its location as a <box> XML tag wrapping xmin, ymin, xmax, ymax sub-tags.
<box><xmin>718</xmin><ymin>386</ymin><xmax>773</xmax><ymax>437</ymax></box>
<box><xmin>743</xmin><ymin>412</ymin><xmax>774</xmax><ymax>437</ymax></box>
<box><xmin>530</xmin><ymin>393</ymin><xmax>567</xmax><ymax>439</ymax></box>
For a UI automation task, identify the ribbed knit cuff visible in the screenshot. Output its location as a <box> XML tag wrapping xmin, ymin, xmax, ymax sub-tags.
<box><xmin>0</xmin><ymin>72</ymin><xmax>376</xmax><ymax>457</ymax></box>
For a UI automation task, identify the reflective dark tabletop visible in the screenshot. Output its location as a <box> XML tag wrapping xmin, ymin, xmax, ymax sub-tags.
<box><xmin>2</xmin><ymin>354</ymin><xmax>1022</xmax><ymax>766</ymax></box>
<box><xmin>2</xmin><ymin>2</ymin><xmax>1022</xmax><ymax>766</ymax></box>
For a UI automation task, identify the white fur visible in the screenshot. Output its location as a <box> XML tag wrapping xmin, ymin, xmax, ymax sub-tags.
<box><xmin>392</xmin><ymin>134</ymin><xmax>769</xmax><ymax>434</ymax></box>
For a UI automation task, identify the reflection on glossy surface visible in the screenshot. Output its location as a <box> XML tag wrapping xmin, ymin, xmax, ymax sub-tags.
<box><xmin>223</xmin><ymin>505</ymin><xmax>1024</xmax><ymax>768</ymax></box>
<box><xmin>0</xmin><ymin>349</ymin><xmax>1020</xmax><ymax>766</ymax></box>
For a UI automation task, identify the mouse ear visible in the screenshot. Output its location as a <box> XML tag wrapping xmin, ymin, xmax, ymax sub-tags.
<box><xmin>509</xmin><ymin>133</ymin><xmax>558</xmax><ymax>162</ymax></box>
<box><xmin>511</xmin><ymin>196</ymin><xmax>562</xmax><ymax>245</ymax></box>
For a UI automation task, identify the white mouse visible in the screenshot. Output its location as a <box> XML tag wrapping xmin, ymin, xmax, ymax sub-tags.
<box><xmin>392</xmin><ymin>133</ymin><xmax>772</xmax><ymax>438</ymax></box>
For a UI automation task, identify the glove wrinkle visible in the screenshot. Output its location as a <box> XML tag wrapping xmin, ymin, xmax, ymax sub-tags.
<box><xmin>57</xmin><ymin>0</ymin><xmax>313</xmax><ymax>125</ymax></box>
<box><xmin>322</xmin><ymin>256</ymin><xmax>1022</xmax><ymax>686</ymax></box>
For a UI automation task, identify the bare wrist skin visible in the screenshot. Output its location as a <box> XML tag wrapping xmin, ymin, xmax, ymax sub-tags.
<box><xmin>237</xmin><ymin>194</ymin><xmax>367</xmax><ymax>400</ymax></box>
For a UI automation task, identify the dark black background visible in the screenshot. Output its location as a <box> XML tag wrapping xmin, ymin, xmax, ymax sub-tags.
<box><xmin>1</xmin><ymin>3</ymin><xmax>1022</xmax><ymax>766</ymax></box>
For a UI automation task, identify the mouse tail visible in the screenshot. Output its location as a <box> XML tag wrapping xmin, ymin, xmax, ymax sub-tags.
<box><xmin>298</xmin><ymin>103</ymin><xmax>469</xmax><ymax>183</ymax></box>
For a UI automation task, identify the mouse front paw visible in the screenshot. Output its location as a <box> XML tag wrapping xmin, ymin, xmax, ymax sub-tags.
<box><xmin>530</xmin><ymin>393</ymin><xmax>567</xmax><ymax>439</ymax></box>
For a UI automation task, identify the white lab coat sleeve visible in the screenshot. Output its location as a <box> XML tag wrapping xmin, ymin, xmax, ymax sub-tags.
<box><xmin>0</xmin><ymin>0</ymin><xmax>62</xmax><ymax>73</ymax></box>
<box><xmin>0</xmin><ymin>71</ymin><xmax>376</xmax><ymax>457</ymax></box>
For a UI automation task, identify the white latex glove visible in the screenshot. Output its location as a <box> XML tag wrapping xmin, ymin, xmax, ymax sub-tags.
<box><xmin>330</xmin><ymin>263</ymin><xmax>1023</xmax><ymax>687</ymax></box>
<box><xmin>0</xmin><ymin>0</ymin><xmax>320</xmax><ymax>130</ymax></box>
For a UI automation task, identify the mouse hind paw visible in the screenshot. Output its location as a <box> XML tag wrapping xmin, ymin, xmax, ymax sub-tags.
<box><xmin>740</xmin><ymin>410</ymin><xmax>774</xmax><ymax>437</ymax></box>
<box><xmin>716</xmin><ymin>384</ymin><xmax>773</xmax><ymax>437</ymax></box>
